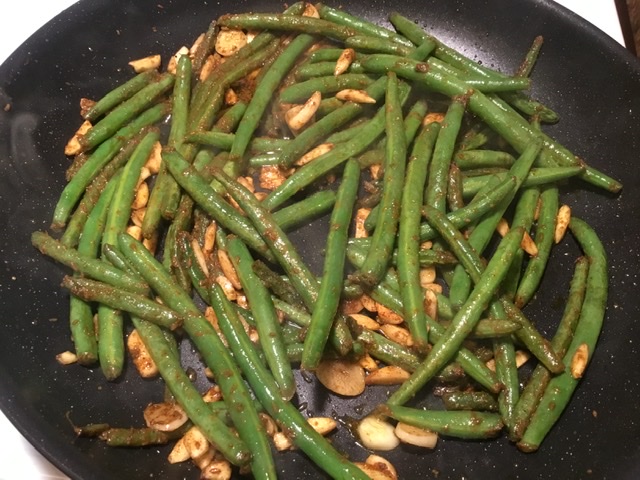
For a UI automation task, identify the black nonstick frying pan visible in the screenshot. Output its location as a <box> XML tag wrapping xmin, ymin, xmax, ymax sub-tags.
<box><xmin>1</xmin><ymin>0</ymin><xmax>639</xmax><ymax>478</ymax></box>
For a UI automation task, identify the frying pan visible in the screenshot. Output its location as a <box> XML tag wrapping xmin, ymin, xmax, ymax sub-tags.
<box><xmin>1</xmin><ymin>0</ymin><xmax>639</xmax><ymax>478</ymax></box>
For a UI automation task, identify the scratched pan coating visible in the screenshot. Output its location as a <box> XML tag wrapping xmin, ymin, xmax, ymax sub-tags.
<box><xmin>1</xmin><ymin>0</ymin><xmax>639</xmax><ymax>478</ymax></box>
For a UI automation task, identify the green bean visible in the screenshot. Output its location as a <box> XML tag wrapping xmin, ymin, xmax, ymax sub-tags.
<box><xmin>213</xmin><ymin>101</ymin><xmax>248</xmax><ymax>133</ymax></box>
<box><xmin>302</xmin><ymin>159</ymin><xmax>360</xmax><ymax>370</ymax></box>
<box><xmin>346</xmin><ymin>242</ymin><xmax>500</xmax><ymax>393</ymax></box>
<box><xmin>174</xmin><ymin>231</ymin><xmax>210</xmax><ymax>302</ymax></box>
<box><xmin>499</xmin><ymin>299</ymin><xmax>565</xmax><ymax>374</ymax></box>
<box><xmin>103</xmin><ymin>130</ymin><xmax>159</xmax><ymax>247</ymax></box>
<box><xmin>99</xmin><ymin>427</ymin><xmax>176</xmax><ymax>447</ymax></box>
<box><xmin>275</xmin><ymin>100</ymin><xmax>365</xmax><ymax>167</ymax></box>
<box><xmin>191</xmin><ymin>20</ymin><xmax>219</xmax><ymax>75</ymax></box>
<box><xmin>271</xmin><ymin>296</ymin><xmax>312</xmax><ymax>327</ymax></box>
<box><xmin>307</xmin><ymin>47</ymin><xmax>349</xmax><ymax>63</ymax></box>
<box><xmin>364</xmin><ymin>163</ymin><xmax>516</xmax><ymax>242</ymax></box>
<box><xmin>387</xmin><ymin>226</ymin><xmax>524</xmax><ymax>406</ymax></box>
<box><xmin>118</xmin><ymin>234</ymin><xmax>269</xmax><ymax>472</ymax></box>
<box><xmin>350</xmin><ymin>72</ymin><xmax>407</xmax><ymax>291</ymax></box>
<box><xmin>442</xmin><ymin>391</ymin><xmax>499</xmax><ymax>412</ymax></box>
<box><xmin>396</xmin><ymin>123</ymin><xmax>440</xmax><ymax>351</ymax></box>
<box><xmin>229</xmin><ymin>33</ymin><xmax>316</xmax><ymax>176</ymax></box>
<box><xmin>447</xmin><ymin>163</ymin><xmax>465</xmax><ymax>211</ymax></box>
<box><xmin>499</xmin><ymin>91</ymin><xmax>559</xmax><ymax>124</ymax></box>
<box><xmin>334</xmin><ymin>96</ymin><xmax>427</xmax><ymax>170</ymax></box>
<box><xmin>69</xmin><ymin>170</ymin><xmax>121</xmax><ymax>365</ymax></box>
<box><xmin>345</xmin><ymin>35</ymin><xmax>414</xmax><ymax>55</ymax></box>
<box><xmin>516</xmin><ymin>35</ymin><xmax>544</xmax><ymax>77</ymax></box>
<box><xmin>31</xmin><ymin>231</ymin><xmax>149</xmax><ymax>295</ymax></box>
<box><xmin>390</xmin><ymin>11</ymin><xmax>551</xmax><ymax>124</ymax></box>
<box><xmin>218</xmin><ymin>13</ymin><xmax>357</xmax><ymax>42</ymax></box>
<box><xmin>72</xmin><ymin>422</ymin><xmax>111</xmax><ymax>438</ymax></box>
<box><xmin>212</xmin><ymin>169</ymin><xmax>317</xmax><ymax>308</ymax></box>
<box><xmin>159</xmin><ymin>55</ymin><xmax>194</xmax><ymax>219</ymax></box>
<box><xmin>463</xmin><ymin>318</ymin><xmax>522</xmax><ymax>338</ymax></box>
<box><xmin>60</xmin><ymin>132</ymin><xmax>144</xmax><ymax>247</ymax></box>
<box><xmin>82</xmin><ymin>70</ymin><xmax>159</xmax><ymax>122</ymax></box>
<box><xmin>262</xmin><ymin>86</ymin><xmax>393</xmax><ymax>210</ymax></box>
<box><xmin>97</xmin><ymin>130</ymin><xmax>159</xmax><ymax>379</ymax></box>
<box><xmin>162</xmin><ymin>192</ymin><xmax>196</xmax><ymax>279</ymax></box>
<box><xmin>275</xmin><ymin>38</ymin><xmax>433</xmax><ymax>169</ymax></box>
<box><xmin>499</xmin><ymin>36</ymin><xmax>559</xmax><ymax>123</ymax></box>
<box><xmin>163</xmin><ymin>151</ymin><xmax>275</xmax><ymax>261</ymax></box>
<box><xmin>514</xmin><ymin>186</ymin><xmax>559</xmax><ymax>307</ymax></box>
<box><xmin>79</xmin><ymin>73</ymin><xmax>173</xmax><ymax>153</ymax></box>
<box><xmin>426</xmin><ymin>96</ymin><xmax>467</xmax><ymax>212</ymax></box>
<box><xmin>209</xmin><ymin>283</ymin><xmax>369</xmax><ymax>480</ymax></box>
<box><xmin>252</xmin><ymin>261</ymin><xmax>306</xmax><ymax>311</ymax></box>
<box><xmin>382</xmin><ymin>404</ymin><xmax>504</xmax><ymax>439</ymax></box>
<box><xmin>492</xmin><ymin>336</ymin><xmax>519</xmax><ymax>432</ymax></box>
<box><xmin>95</xmin><ymin>305</ymin><xmax>125</xmax><ymax>381</ymax></box>
<box><xmin>502</xmin><ymin>187</ymin><xmax>540</xmax><ymax>301</ymax></box>
<box><xmin>518</xmin><ymin>217</ymin><xmax>607</xmax><ymax>452</ymax></box>
<box><xmin>486</xmin><ymin>94</ymin><xmax>620</xmax><ymax>191</ymax></box>
<box><xmin>424</xmin><ymin>195</ymin><xmax>564</xmax><ymax>375</ymax></box>
<box><xmin>448</xmin><ymin>141</ymin><xmax>541</xmax><ymax>308</ymax></box>
<box><xmin>360</xmin><ymin>53</ymin><xmax>621</xmax><ymax>193</ymax></box>
<box><xmin>461</xmin><ymin>166</ymin><xmax>583</xmax><ymax>198</ymax></box>
<box><xmin>62</xmin><ymin>276</ymin><xmax>182</xmax><ymax>331</ymax></box>
<box><xmin>185</xmin><ymin>131</ymin><xmax>289</xmax><ymax>153</ymax></box>
<box><xmin>130</xmin><ymin>316</ymin><xmax>250</xmax><ymax>465</ymax></box>
<box><xmin>279</xmin><ymin>73</ymin><xmax>375</xmax><ymax>103</ymax></box>
<box><xmin>101</xmin><ymin>243</ymin><xmax>138</xmax><ymax>277</ymax></box>
<box><xmin>213</xmin><ymin>169</ymin><xmax>356</xmax><ymax>356</ymax></box>
<box><xmin>352</xmin><ymin>325</ymin><xmax>422</xmax><ymax>372</ymax></box>
<box><xmin>295</xmin><ymin>60</ymin><xmax>365</xmax><ymax>80</ymax></box>
<box><xmin>272</xmin><ymin>189</ymin><xmax>336</xmax><ymax>231</ymax></box>
<box><xmin>511</xmin><ymin>256</ymin><xmax>589</xmax><ymax>441</ymax></box>
<box><xmin>456</xmin><ymin>123</ymin><xmax>494</xmax><ymax>152</ymax></box>
<box><xmin>190</xmin><ymin>34</ymin><xmax>281</xmax><ymax>131</ymax></box>
<box><xmin>455</xmin><ymin>149</ymin><xmax>516</xmax><ymax>169</ymax></box>
<box><xmin>167</xmin><ymin>55</ymin><xmax>192</xmax><ymax>150</ymax></box>
<box><xmin>52</xmin><ymin>103</ymin><xmax>169</xmax><ymax>230</ymax></box>
<box><xmin>317</xmin><ymin>3</ymin><xmax>414</xmax><ymax>47</ymax></box>
<box><xmin>226</xmin><ymin>236</ymin><xmax>296</xmax><ymax>400</ymax></box>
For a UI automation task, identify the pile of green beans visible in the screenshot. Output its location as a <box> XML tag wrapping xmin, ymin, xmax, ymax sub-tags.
<box><xmin>32</xmin><ymin>2</ymin><xmax>619</xmax><ymax>478</ymax></box>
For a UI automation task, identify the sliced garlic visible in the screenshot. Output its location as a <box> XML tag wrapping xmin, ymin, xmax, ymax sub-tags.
<box><xmin>394</xmin><ymin>422</ymin><xmax>438</xmax><ymax>449</ymax></box>
<box><xmin>379</xmin><ymin>324</ymin><xmax>413</xmax><ymax>347</ymax></box>
<box><xmin>127</xmin><ymin>328</ymin><xmax>158</xmax><ymax>378</ymax></box>
<box><xmin>335</xmin><ymin>89</ymin><xmax>376</xmax><ymax>104</ymax></box>
<box><xmin>307</xmin><ymin>417</ymin><xmax>338</xmax><ymax>436</ymax></box>
<box><xmin>128</xmin><ymin>54</ymin><xmax>161</xmax><ymax>73</ymax></box>
<box><xmin>315</xmin><ymin>358</ymin><xmax>366</xmax><ymax>396</ymax></box>
<box><xmin>357</xmin><ymin>416</ymin><xmax>399</xmax><ymax>451</ymax></box>
<box><xmin>215</xmin><ymin>28</ymin><xmax>248</xmax><ymax>57</ymax></box>
<box><xmin>365</xmin><ymin>365</ymin><xmax>411</xmax><ymax>386</ymax></box>
<box><xmin>200</xmin><ymin>457</ymin><xmax>232</xmax><ymax>480</ymax></box>
<box><xmin>143</xmin><ymin>402</ymin><xmax>188</xmax><ymax>432</ymax></box>
<box><xmin>555</xmin><ymin>204</ymin><xmax>571</xmax><ymax>244</ymax></box>
<box><xmin>570</xmin><ymin>342</ymin><xmax>589</xmax><ymax>379</ymax></box>
<box><xmin>183</xmin><ymin>426</ymin><xmax>210</xmax><ymax>459</ymax></box>
<box><xmin>56</xmin><ymin>350</ymin><xmax>77</xmax><ymax>365</ymax></box>
<box><xmin>64</xmin><ymin>120</ymin><xmax>92</xmax><ymax>156</ymax></box>
<box><xmin>334</xmin><ymin>48</ymin><xmax>356</xmax><ymax>76</ymax></box>
<box><xmin>285</xmin><ymin>91</ymin><xmax>322</xmax><ymax>132</ymax></box>
<box><xmin>376</xmin><ymin>304</ymin><xmax>404</xmax><ymax>325</ymax></box>
<box><xmin>167</xmin><ymin>436</ymin><xmax>190</xmax><ymax>464</ymax></box>
<box><xmin>349</xmin><ymin>313</ymin><xmax>381</xmax><ymax>331</ymax></box>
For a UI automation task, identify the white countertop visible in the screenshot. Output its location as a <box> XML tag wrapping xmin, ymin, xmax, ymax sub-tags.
<box><xmin>0</xmin><ymin>1</ymin><xmax>627</xmax><ymax>479</ymax></box>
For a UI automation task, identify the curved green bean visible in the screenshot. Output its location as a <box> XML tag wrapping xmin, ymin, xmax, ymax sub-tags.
<box><xmin>518</xmin><ymin>217</ymin><xmax>607</xmax><ymax>451</ymax></box>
